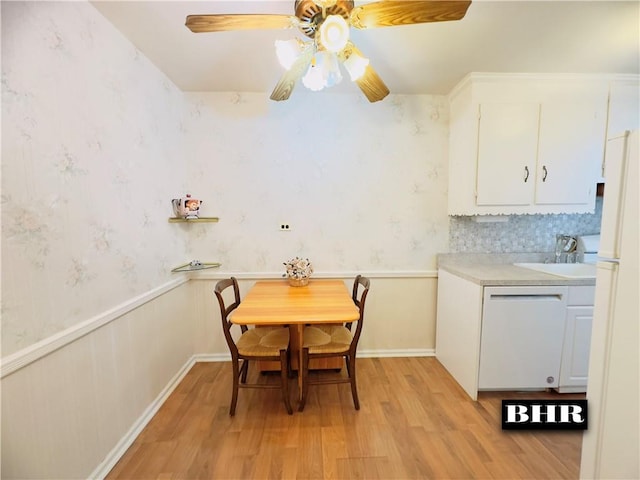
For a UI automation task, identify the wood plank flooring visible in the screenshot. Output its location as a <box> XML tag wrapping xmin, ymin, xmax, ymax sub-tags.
<box><xmin>106</xmin><ymin>357</ymin><xmax>584</xmax><ymax>479</ymax></box>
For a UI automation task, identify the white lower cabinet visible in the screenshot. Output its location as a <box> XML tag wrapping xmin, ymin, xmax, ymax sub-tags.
<box><xmin>558</xmin><ymin>286</ymin><xmax>596</xmax><ymax>393</ymax></box>
<box><xmin>436</xmin><ymin>270</ymin><xmax>595</xmax><ymax>400</ymax></box>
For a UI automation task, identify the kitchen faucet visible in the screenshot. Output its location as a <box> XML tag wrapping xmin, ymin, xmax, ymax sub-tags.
<box><xmin>555</xmin><ymin>234</ymin><xmax>578</xmax><ymax>263</ymax></box>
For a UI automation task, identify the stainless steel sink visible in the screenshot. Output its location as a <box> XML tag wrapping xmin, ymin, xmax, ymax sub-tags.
<box><xmin>514</xmin><ymin>262</ymin><xmax>597</xmax><ymax>279</ymax></box>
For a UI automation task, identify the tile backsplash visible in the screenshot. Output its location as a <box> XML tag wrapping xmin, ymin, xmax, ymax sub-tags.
<box><xmin>449</xmin><ymin>197</ymin><xmax>603</xmax><ymax>253</ymax></box>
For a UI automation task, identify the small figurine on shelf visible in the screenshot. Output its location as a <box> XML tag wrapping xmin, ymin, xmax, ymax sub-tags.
<box><xmin>172</xmin><ymin>194</ymin><xmax>202</xmax><ymax>219</ymax></box>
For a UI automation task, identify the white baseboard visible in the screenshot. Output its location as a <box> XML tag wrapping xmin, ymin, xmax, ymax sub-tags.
<box><xmin>90</xmin><ymin>356</ymin><xmax>197</xmax><ymax>480</ymax></box>
<box><xmin>358</xmin><ymin>348</ymin><xmax>435</xmax><ymax>358</ymax></box>
<box><xmin>193</xmin><ymin>353</ymin><xmax>231</xmax><ymax>362</ymax></box>
<box><xmin>192</xmin><ymin>349</ymin><xmax>435</xmax><ymax>362</ymax></box>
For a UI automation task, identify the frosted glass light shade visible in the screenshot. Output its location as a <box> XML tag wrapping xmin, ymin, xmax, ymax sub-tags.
<box><xmin>302</xmin><ymin>62</ymin><xmax>325</xmax><ymax>91</ymax></box>
<box><xmin>319</xmin><ymin>15</ymin><xmax>349</xmax><ymax>53</ymax></box>
<box><xmin>275</xmin><ymin>38</ymin><xmax>303</xmax><ymax>70</ymax></box>
<box><xmin>302</xmin><ymin>51</ymin><xmax>343</xmax><ymax>91</ymax></box>
<box><xmin>343</xmin><ymin>51</ymin><xmax>369</xmax><ymax>81</ymax></box>
<box><xmin>320</xmin><ymin>51</ymin><xmax>342</xmax><ymax>88</ymax></box>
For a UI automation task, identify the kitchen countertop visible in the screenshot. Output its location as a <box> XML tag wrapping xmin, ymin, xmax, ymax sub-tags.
<box><xmin>437</xmin><ymin>253</ymin><xmax>597</xmax><ymax>287</ymax></box>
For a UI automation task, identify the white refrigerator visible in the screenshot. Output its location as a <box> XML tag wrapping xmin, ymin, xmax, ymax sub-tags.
<box><xmin>580</xmin><ymin>130</ymin><xmax>639</xmax><ymax>479</ymax></box>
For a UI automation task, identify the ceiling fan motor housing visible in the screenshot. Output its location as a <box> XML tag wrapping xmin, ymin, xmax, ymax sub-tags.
<box><xmin>294</xmin><ymin>0</ymin><xmax>354</xmax><ymax>38</ymax></box>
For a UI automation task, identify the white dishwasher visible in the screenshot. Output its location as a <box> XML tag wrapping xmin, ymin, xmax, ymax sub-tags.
<box><xmin>478</xmin><ymin>285</ymin><xmax>569</xmax><ymax>390</ymax></box>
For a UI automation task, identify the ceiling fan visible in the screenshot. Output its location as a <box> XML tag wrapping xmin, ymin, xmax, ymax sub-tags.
<box><xmin>186</xmin><ymin>0</ymin><xmax>472</xmax><ymax>103</ymax></box>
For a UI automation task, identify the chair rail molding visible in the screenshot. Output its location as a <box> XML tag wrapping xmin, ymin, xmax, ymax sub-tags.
<box><xmin>2</xmin><ymin>272</ymin><xmax>437</xmax><ymax>378</ymax></box>
<box><xmin>189</xmin><ymin>270</ymin><xmax>439</xmax><ymax>280</ymax></box>
<box><xmin>1</xmin><ymin>277</ymin><xmax>189</xmax><ymax>378</ymax></box>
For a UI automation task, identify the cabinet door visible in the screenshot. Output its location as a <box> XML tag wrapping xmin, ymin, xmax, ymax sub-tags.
<box><xmin>607</xmin><ymin>82</ymin><xmax>640</xmax><ymax>137</ymax></box>
<box><xmin>559</xmin><ymin>306</ymin><xmax>594</xmax><ymax>391</ymax></box>
<box><xmin>476</xmin><ymin>103</ymin><xmax>539</xmax><ymax>206</ymax></box>
<box><xmin>535</xmin><ymin>101</ymin><xmax>606</xmax><ymax>205</ymax></box>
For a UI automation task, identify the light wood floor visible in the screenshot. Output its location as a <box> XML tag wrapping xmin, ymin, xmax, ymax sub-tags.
<box><xmin>107</xmin><ymin>357</ymin><xmax>584</xmax><ymax>479</ymax></box>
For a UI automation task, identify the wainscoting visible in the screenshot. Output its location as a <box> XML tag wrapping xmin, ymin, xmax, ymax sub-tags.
<box><xmin>1</xmin><ymin>272</ymin><xmax>437</xmax><ymax>479</ymax></box>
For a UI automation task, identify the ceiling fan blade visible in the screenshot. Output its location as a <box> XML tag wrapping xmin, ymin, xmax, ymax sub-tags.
<box><xmin>341</xmin><ymin>43</ymin><xmax>390</xmax><ymax>102</ymax></box>
<box><xmin>270</xmin><ymin>44</ymin><xmax>315</xmax><ymax>101</ymax></box>
<box><xmin>185</xmin><ymin>14</ymin><xmax>296</xmax><ymax>33</ymax></box>
<box><xmin>355</xmin><ymin>64</ymin><xmax>390</xmax><ymax>103</ymax></box>
<box><xmin>350</xmin><ymin>1</ymin><xmax>471</xmax><ymax>29</ymax></box>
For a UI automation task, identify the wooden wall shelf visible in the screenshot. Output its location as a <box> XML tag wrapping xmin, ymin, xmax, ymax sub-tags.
<box><xmin>168</xmin><ymin>217</ymin><xmax>219</xmax><ymax>223</ymax></box>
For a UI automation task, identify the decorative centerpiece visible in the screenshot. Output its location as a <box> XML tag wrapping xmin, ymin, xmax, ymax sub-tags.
<box><xmin>283</xmin><ymin>256</ymin><xmax>313</xmax><ymax>287</ymax></box>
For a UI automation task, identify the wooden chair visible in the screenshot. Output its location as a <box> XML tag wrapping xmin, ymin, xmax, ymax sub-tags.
<box><xmin>214</xmin><ymin>277</ymin><xmax>293</xmax><ymax>416</ymax></box>
<box><xmin>298</xmin><ymin>275</ymin><xmax>370</xmax><ymax>411</ymax></box>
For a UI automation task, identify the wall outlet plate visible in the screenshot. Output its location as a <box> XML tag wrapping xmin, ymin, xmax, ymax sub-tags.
<box><xmin>279</xmin><ymin>223</ymin><xmax>291</xmax><ymax>231</ymax></box>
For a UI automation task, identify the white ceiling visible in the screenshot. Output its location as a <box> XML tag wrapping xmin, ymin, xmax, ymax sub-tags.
<box><xmin>91</xmin><ymin>0</ymin><xmax>640</xmax><ymax>96</ymax></box>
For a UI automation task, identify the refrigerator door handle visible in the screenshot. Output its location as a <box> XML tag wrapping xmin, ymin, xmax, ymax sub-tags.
<box><xmin>597</xmin><ymin>257</ymin><xmax>620</xmax><ymax>264</ymax></box>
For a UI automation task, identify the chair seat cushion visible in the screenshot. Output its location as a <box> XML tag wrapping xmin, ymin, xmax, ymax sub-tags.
<box><xmin>237</xmin><ymin>327</ymin><xmax>290</xmax><ymax>356</ymax></box>
<box><xmin>302</xmin><ymin>324</ymin><xmax>352</xmax><ymax>354</ymax></box>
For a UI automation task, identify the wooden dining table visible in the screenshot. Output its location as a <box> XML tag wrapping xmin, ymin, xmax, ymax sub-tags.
<box><xmin>231</xmin><ymin>279</ymin><xmax>360</xmax><ymax>400</ymax></box>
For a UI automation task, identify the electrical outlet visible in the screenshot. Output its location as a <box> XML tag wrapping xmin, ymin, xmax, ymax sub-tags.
<box><xmin>279</xmin><ymin>223</ymin><xmax>291</xmax><ymax>231</ymax></box>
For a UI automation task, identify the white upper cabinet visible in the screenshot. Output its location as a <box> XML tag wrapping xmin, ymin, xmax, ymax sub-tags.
<box><xmin>476</xmin><ymin>102</ymin><xmax>539</xmax><ymax>206</ymax></box>
<box><xmin>536</xmin><ymin>101</ymin><xmax>606</xmax><ymax>206</ymax></box>
<box><xmin>448</xmin><ymin>74</ymin><xmax>610</xmax><ymax>215</ymax></box>
<box><xmin>607</xmin><ymin>78</ymin><xmax>640</xmax><ymax>138</ymax></box>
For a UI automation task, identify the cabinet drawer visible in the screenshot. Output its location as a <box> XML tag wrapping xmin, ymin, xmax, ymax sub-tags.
<box><xmin>567</xmin><ymin>285</ymin><xmax>596</xmax><ymax>306</ymax></box>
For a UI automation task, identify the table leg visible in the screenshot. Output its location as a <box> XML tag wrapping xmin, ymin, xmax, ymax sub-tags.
<box><xmin>297</xmin><ymin>324</ymin><xmax>304</xmax><ymax>401</ymax></box>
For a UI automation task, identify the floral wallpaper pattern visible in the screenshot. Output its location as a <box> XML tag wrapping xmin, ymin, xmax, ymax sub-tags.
<box><xmin>183</xmin><ymin>92</ymin><xmax>450</xmax><ymax>274</ymax></box>
<box><xmin>1</xmin><ymin>2</ymin><xmax>451</xmax><ymax>357</ymax></box>
<box><xmin>2</xmin><ymin>1</ymin><xmax>600</xmax><ymax>359</ymax></box>
<box><xmin>1</xmin><ymin>1</ymin><xmax>187</xmax><ymax>356</ymax></box>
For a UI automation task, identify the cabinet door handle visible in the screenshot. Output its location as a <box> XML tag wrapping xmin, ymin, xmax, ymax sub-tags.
<box><xmin>524</xmin><ymin>166</ymin><xmax>530</xmax><ymax>183</ymax></box>
<box><xmin>542</xmin><ymin>165</ymin><xmax>548</xmax><ymax>182</ymax></box>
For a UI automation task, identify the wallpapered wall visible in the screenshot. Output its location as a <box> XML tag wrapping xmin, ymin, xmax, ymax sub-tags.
<box><xmin>1</xmin><ymin>2</ymin><xmax>187</xmax><ymax>356</ymax></box>
<box><xmin>1</xmin><ymin>2</ymin><xmax>451</xmax><ymax>357</ymax></box>
<box><xmin>183</xmin><ymin>92</ymin><xmax>450</xmax><ymax>273</ymax></box>
<box><xmin>1</xmin><ymin>1</ymin><xmax>602</xmax><ymax>358</ymax></box>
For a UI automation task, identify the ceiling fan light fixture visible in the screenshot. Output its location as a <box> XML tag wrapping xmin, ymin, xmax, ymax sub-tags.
<box><xmin>318</xmin><ymin>14</ymin><xmax>349</xmax><ymax>52</ymax></box>
<box><xmin>275</xmin><ymin>38</ymin><xmax>304</xmax><ymax>70</ymax></box>
<box><xmin>319</xmin><ymin>51</ymin><xmax>343</xmax><ymax>87</ymax></box>
<box><xmin>302</xmin><ymin>51</ymin><xmax>343</xmax><ymax>91</ymax></box>
<box><xmin>186</xmin><ymin>0</ymin><xmax>471</xmax><ymax>102</ymax></box>
<box><xmin>343</xmin><ymin>51</ymin><xmax>369</xmax><ymax>81</ymax></box>
<box><xmin>302</xmin><ymin>63</ymin><xmax>325</xmax><ymax>91</ymax></box>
